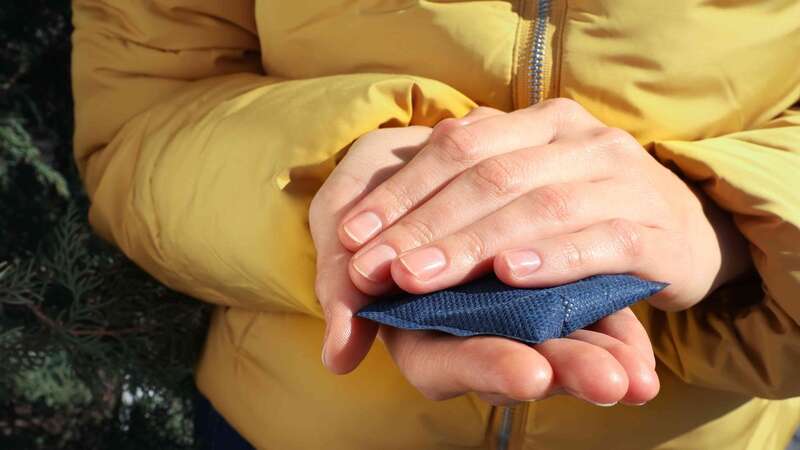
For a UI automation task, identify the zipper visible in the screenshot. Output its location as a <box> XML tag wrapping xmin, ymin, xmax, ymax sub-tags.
<box><xmin>528</xmin><ymin>0</ymin><xmax>552</xmax><ymax>105</ymax></box>
<box><xmin>496</xmin><ymin>2</ymin><xmax>555</xmax><ymax>448</ymax></box>
<box><xmin>513</xmin><ymin>0</ymin><xmax>553</xmax><ymax>109</ymax></box>
<box><xmin>496</xmin><ymin>405</ymin><xmax>515</xmax><ymax>450</ymax></box>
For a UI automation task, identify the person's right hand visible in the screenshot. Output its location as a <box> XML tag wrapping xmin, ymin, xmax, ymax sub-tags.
<box><xmin>310</xmin><ymin>115</ymin><xmax>659</xmax><ymax>406</ymax></box>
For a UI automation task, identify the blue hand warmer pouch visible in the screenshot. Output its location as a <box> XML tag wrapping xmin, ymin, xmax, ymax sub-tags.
<box><xmin>357</xmin><ymin>274</ymin><xmax>666</xmax><ymax>344</ymax></box>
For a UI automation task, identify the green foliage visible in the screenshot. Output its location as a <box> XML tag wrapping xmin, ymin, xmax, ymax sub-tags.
<box><xmin>0</xmin><ymin>118</ymin><xmax>69</xmax><ymax>197</ymax></box>
<box><xmin>0</xmin><ymin>2</ymin><xmax>210</xmax><ymax>448</ymax></box>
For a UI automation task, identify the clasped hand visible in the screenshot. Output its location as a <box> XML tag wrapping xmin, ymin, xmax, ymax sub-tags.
<box><xmin>310</xmin><ymin>99</ymin><xmax>750</xmax><ymax>406</ymax></box>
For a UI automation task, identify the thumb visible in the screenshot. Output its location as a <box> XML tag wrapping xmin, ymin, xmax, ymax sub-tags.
<box><xmin>317</xmin><ymin>250</ymin><xmax>379</xmax><ymax>374</ymax></box>
<box><xmin>312</xmin><ymin>126</ymin><xmax>438</xmax><ymax>373</ymax></box>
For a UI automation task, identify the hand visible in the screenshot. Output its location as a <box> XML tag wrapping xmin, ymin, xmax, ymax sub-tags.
<box><xmin>310</xmin><ymin>126</ymin><xmax>432</xmax><ymax>374</ymax></box>
<box><xmin>381</xmin><ymin>307</ymin><xmax>659</xmax><ymax>406</ymax></box>
<box><xmin>311</xmin><ymin>111</ymin><xmax>659</xmax><ymax>406</ymax></box>
<box><xmin>338</xmin><ymin>100</ymin><xmax>752</xmax><ymax>311</ymax></box>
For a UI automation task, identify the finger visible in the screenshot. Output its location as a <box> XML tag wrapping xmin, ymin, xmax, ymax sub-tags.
<box><xmin>493</xmin><ymin>219</ymin><xmax>677</xmax><ymax>290</ymax></box>
<box><xmin>335</xmin><ymin>107</ymin><xmax>502</xmax><ymax>252</ymax></box>
<box><xmin>338</xmin><ymin>99</ymin><xmax>602</xmax><ymax>250</ymax></box>
<box><xmin>349</xmin><ymin>131</ymin><xmax>641</xmax><ymax>293</ymax></box>
<box><xmin>316</xmin><ymin>251</ymin><xmax>379</xmax><ymax>374</ymax></box>
<box><xmin>588</xmin><ymin>308</ymin><xmax>656</xmax><ymax>370</ymax></box>
<box><xmin>566</xmin><ymin>329</ymin><xmax>660</xmax><ymax>405</ymax></box>
<box><xmin>381</xmin><ymin>328</ymin><xmax>555</xmax><ymax>402</ymax></box>
<box><xmin>533</xmin><ymin>337</ymin><xmax>629</xmax><ymax>406</ymax></box>
<box><xmin>389</xmin><ymin>182</ymin><xmax>658</xmax><ymax>294</ymax></box>
<box><xmin>313</xmin><ymin>127</ymin><xmax>433</xmax><ymax>374</ymax></box>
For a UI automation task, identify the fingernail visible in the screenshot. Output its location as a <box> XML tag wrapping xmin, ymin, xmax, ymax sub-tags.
<box><xmin>343</xmin><ymin>211</ymin><xmax>383</xmax><ymax>244</ymax></box>
<box><xmin>504</xmin><ymin>250</ymin><xmax>541</xmax><ymax>277</ymax></box>
<box><xmin>399</xmin><ymin>247</ymin><xmax>447</xmax><ymax>281</ymax></box>
<box><xmin>352</xmin><ymin>244</ymin><xmax>397</xmax><ymax>282</ymax></box>
<box><xmin>591</xmin><ymin>401</ymin><xmax>618</xmax><ymax>407</ymax></box>
<box><xmin>565</xmin><ymin>388</ymin><xmax>617</xmax><ymax>407</ymax></box>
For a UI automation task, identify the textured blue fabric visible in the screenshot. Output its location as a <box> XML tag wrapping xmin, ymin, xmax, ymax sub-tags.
<box><xmin>357</xmin><ymin>274</ymin><xmax>666</xmax><ymax>344</ymax></box>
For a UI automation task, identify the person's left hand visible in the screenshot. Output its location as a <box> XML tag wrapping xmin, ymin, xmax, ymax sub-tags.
<box><xmin>338</xmin><ymin>100</ymin><xmax>751</xmax><ymax>312</ymax></box>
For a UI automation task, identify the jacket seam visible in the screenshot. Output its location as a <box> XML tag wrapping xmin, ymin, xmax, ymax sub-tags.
<box><xmin>234</xmin><ymin>309</ymin><xmax>260</xmax><ymax>351</ymax></box>
<box><xmin>552</xmin><ymin>0</ymin><xmax>568</xmax><ymax>99</ymax></box>
<box><xmin>510</xmin><ymin>0</ymin><xmax>525</xmax><ymax>110</ymax></box>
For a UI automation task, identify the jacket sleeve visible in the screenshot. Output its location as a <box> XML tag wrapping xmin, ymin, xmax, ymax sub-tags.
<box><xmin>637</xmin><ymin>106</ymin><xmax>800</xmax><ymax>399</ymax></box>
<box><xmin>72</xmin><ymin>0</ymin><xmax>475</xmax><ymax>316</ymax></box>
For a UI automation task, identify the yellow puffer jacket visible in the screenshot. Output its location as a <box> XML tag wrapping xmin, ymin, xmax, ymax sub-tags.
<box><xmin>71</xmin><ymin>1</ymin><xmax>800</xmax><ymax>449</ymax></box>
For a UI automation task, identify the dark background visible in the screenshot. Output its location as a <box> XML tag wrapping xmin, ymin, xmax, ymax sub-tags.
<box><xmin>1</xmin><ymin>2</ymin><xmax>208</xmax><ymax>448</ymax></box>
<box><xmin>0</xmin><ymin>2</ymin><xmax>797</xmax><ymax>449</ymax></box>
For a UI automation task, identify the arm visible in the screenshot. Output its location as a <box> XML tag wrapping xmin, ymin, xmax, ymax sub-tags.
<box><xmin>643</xmin><ymin>107</ymin><xmax>800</xmax><ymax>399</ymax></box>
<box><xmin>72</xmin><ymin>0</ymin><xmax>475</xmax><ymax>315</ymax></box>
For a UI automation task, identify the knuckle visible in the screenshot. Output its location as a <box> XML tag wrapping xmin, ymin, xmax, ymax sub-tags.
<box><xmin>379</xmin><ymin>180</ymin><xmax>416</xmax><ymax>216</ymax></box>
<box><xmin>433</xmin><ymin>117</ymin><xmax>462</xmax><ymax>135</ymax></box>
<box><xmin>593</xmin><ymin>127</ymin><xmax>642</xmax><ymax>158</ymax></box>
<box><xmin>469</xmin><ymin>106</ymin><xmax>502</xmax><ymax>118</ymax></box>
<box><xmin>470</xmin><ymin>157</ymin><xmax>522</xmax><ymax>197</ymax></box>
<box><xmin>608</xmin><ymin>219</ymin><xmax>644</xmax><ymax>261</ymax></box>
<box><xmin>539</xmin><ymin>97</ymin><xmax>582</xmax><ymax>119</ymax></box>
<box><xmin>531</xmin><ymin>98</ymin><xmax>583</xmax><ymax>138</ymax></box>
<box><xmin>593</xmin><ymin>127</ymin><xmax>631</xmax><ymax>146</ymax></box>
<box><xmin>529</xmin><ymin>185</ymin><xmax>573</xmax><ymax>224</ymax></box>
<box><xmin>542</xmin><ymin>97</ymin><xmax>579</xmax><ymax>111</ymax></box>
<box><xmin>453</xmin><ymin>229</ymin><xmax>490</xmax><ymax>264</ymax></box>
<box><xmin>560</xmin><ymin>239</ymin><xmax>585</xmax><ymax>271</ymax></box>
<box><xmin>434</xmin><ymin>124</ymin><xmax>484</xmax><ymax>166</ymax></box>
<box><xmin>393</xmin><ymin>216</ymin><xmax>437</xmax><ymax>247</ymax></box>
